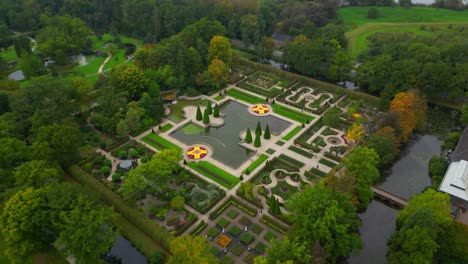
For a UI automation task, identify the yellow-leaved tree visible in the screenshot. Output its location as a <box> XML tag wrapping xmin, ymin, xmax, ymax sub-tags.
<box><xmin>389</xmin><ymin>90</ymin><xmax>426</xmax><ymax>142</ymax></box>
<box><xmin>346</xmin><ymin>123</ymin><xmax>365</xmax><ymax>142</ymax></box>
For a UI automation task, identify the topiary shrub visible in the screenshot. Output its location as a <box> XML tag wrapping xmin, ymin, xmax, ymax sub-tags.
<box><xmin>118</xmin><ymin>150</ymin><xmax>127</xmax><ymax>159</ymax></box>
<box><xmin>112</xmin><ymin>173</ymin><xmax>121</xmax><ymax>183</ymax></box>
<box><xmin>100</xmin><ymin>166</ymin><xmax>111</xmax><ymax>175</ymax></box>
<box><xmin>103</xmin><ymin>158</ymin><xmax>112</xmax><ymax>167</ymax></box>
<box><xmin>129</xmin><ymin>149</ymin><xmax>138</xmax><ymax>158</ymax></box>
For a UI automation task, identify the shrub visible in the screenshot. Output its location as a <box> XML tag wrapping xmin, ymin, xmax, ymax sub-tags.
<box><xmin>118</xmin><ymin>150</ymin><xmax>127</xmax><ymax>159</ymax></box>
<box><xmin>129</xmin><ymin>149</ymin><xmax>138</xmax><ymax>158</ymax></box>
<box><xmin>103</xmin><ymin>158</ymin><xmax>112</xmax><ymax>167</ymax></box>
<box><xmin>239</xmin><ymin>216</ymin><xmax>250</xmax><ymax>226</ymax></box>
<box><xmin>141</xmin><ymin>156</ymin><xmax>149</xmax><ymax>163</ymax></box>
<box><xmin>217</xmin><ymin>217</ymin><xmax>230</xmax><ymax>228</ymax></box>
<box><xmin>254</xmin><ymin>242</ymin><xmax>266</xmax><ymax>254</ymax></box>
<box><xmin>228</xmin><ymin>225</ymin><xmax>242</xmax><ymax>237</ymax></box>
<box><xmin>112</xmin><ymin>173</ymin><xmax>121</xmax><ymax>183</ymax></box>
<box><xmin>148</xmin><ymin>250</ymin><xmax>166</xmax><ymax>264</ymax></box>
<box><xmin>231</xmin><ymin>244</ymin><xmax>245</xmax><ymax>256</ymax></box>
<box><xmin>227</xmin><ymin>209</ymin><xmax>240</xmax><ymax>219</ymax></box>
<box><xmin>368</xmin><ymin>7</ymin><xmax>379</xmax><ymax>19</ymax></box>
<box><xmin>207</xmin><ymin>226</ymin><xmax>220</xmax><ymax>238</ymax></box>
<box><xmin>170</xmin><ymin>196</ymin><xmax>185</xmax><ymax>212</ymax></box>
<box><xmin>251</xmin><ymin>224</ymin><xmax>264</xmax><ymax>235</ymax></box>
<box><xmin>100</xmin><ymin>166</ymin><xmax>111</xmax><ymax>175</ymax></box>
<box><xmin>240</xmin><ymin>233</ymin><xmax>255</xmax><ymax>245</ymax></box>
<box><xmin>443</xmin><ymin>132</ymin><xmax>460</xmax><ymax>150</ymax></box>
<box><xmin>220</xmin><ymin>256</ymin><xmax>233</xmax><ymax>264</ymax></box>
<box><xmin>263</xmin><ymin>231</ymin><xmax>277</xmax><ymax>241</ymax></box>
<box><xmin>167</xmin><ymin>216</ymin><xmax>180</xmax><ymax>226</ymax></box>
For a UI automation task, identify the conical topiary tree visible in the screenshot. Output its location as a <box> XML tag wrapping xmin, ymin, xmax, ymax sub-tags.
<box><xmin>213</xmin><ymin>104</ymin><xmax>220</xmax><ymax>118</ymax></box>
<box><xmin>196</xmin><ymin>105</ymin><xmax>202</xmax><ymax>121</ymax></box>
<box><xmin>255</xmin><ymin>121</ymin><xmax>262</xmax><ymax>136</ymax></box>
<box><xmin>203</xmin><ymin>108</ymin><xmax>210</xmax><ymax>124</ymax></box>
<box><xmin>245</xmin><ymin>128</ymin><xmax>253</xmax><ymax>143</ymax></box>
<box><xmin>206</xmin><ymin>101</ymin><xmax>212</xmax><ymax>115</ymax></box>
<box><xmin>254</xmin><ymin>133</ymin><xmax>261</xmax><ymax>147</ymax></box>
<box><xmin>264</xmin><ymin>124</ymin><xmax>271</xmax><ymax>139</ymax></box>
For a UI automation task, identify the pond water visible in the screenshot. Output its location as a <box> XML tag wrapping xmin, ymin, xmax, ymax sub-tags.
<box><xmin>349</xmin><ymin>133</ymin><xmax>441</xmax><ymax>264</ymax></box>
<box><xmin>170</xmin><ymin>100</ymin><xmax>291</xmax><ymax>168</ymax></box>
<box><xmin>167</xmin><ymin>98</ymin><xmax>208</xmax><ymax>123</ymax></box>
<box><xmin>107</xmin><ymin>235</ymin><xmax>147</xmax><ymax>264</ymax></box>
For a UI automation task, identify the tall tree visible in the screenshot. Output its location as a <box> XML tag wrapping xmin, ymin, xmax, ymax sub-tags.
<box><xmin>286</xmin><ymin>185</ymin><xmax>361</xmax><ymax>262</ymax></box>
<box><xmin>254</xmin><ymin>133</ymin><xmax>261</xmax><ymax>147</ymax></box>
<box><xmin>255</xmin><ymin>121</ymin><xmax>262</xmax><ymax>136</ymax></box>
<box><xmin>240</xmin><ymin>14</ymin><xmax>259</xmax><ymax>47</ymax></box>
<box><xmin>196</xmin><ymin>105</ymin><xmax>203</xmax><ymax>121</ymax></box>
<box><xmin>208</xmin><ymin>36</ymin><xmax>232</xmax><ymax>67</ymax></box>
<box><xmin>37</xmin><ymin>15</ymin><xmax>92</xmax><ymax>65</ymax></box>
<box><xmin>389</xmin><ymin>90</ymin><xmax>427</xmax><ymax>142</ymax></box>
<box><xmin>167</xmin><ymin>235</ymin><xmax>217</xmax><ymax>264</ymax></box>
<box><xmin>264</xmin><ymin>124</ymin><xmax>271</xmax><ymax>139</ymax></box>
<box><xmin>213</xmin><ymin>104</ymin><xmax>220</xmax><ymax>118</ymax></box>
<box><xmin>203</xmin><ymin>108</ymin><xmax>210</xmax><ymax>124</ymax></box>
<box><xmin>207</xmin><ymin>59</ymin><xmax>229</xmax><ymax>90</ymax></box>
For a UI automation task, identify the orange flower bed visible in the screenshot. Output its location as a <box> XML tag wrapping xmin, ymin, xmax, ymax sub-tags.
<box><xmin>217</xmin><ymin>234</ymin><xmax>232</xmax><ymax>248</ymax></box>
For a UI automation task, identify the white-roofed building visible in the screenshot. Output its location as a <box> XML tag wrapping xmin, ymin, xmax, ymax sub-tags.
<box><xmin>439</xmin><ymin>126</ymin><xmax>468</xmax><ymax>210</ymax></box>
<box><xmin>439</xmin><ymin>159</ymin><xmax>468</xmax><ymax>202</ymax></box>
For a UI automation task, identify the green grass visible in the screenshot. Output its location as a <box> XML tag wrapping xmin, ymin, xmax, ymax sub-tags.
<box><xmin>339</xmin><ymin>7</ymin><xmax>468</xmax><ymax>57</ymax></box>
<box><xmin>0</xmin><ymin>232</ymin><xmax>9</xmax><ymax>264</ymax></box>
<box><xmin>141</xmin><ymin>133</ymin><xmax>182</xmax><ymax>156</ymax></box>
<box><xmin>214</xmin><ymin>95</ymin><xmax>225</xmax><ymax>101</ymax></box>
<box><xmin>90</xmin><ymin>33</ymin><xmax>114</xmax><ymax>50</ymax></box>
<box><xmin>282</xmin><ymin>126</ymin><xmax>303</xmax><ymax>141</ymax></box>
<box><xmin>264</xmin><ymin>230</ymin><xmax>278</xmax><ymax>241</ymax></box>
<box><xmin>272</xmin><ymin>104</ymin><xmax>314</xmax><ymax>123</ymax></box>
<box><xmin>244</xmin><ymin>154</ymin><xmax>269</xmax><ymax>174</ymax></box>
<box><xmin>232</xmin><ymin>48</ymin><xmax>259</xmax><ymax>60</ymax></box>
<box><xmin>0</xmin><ymin>46</ymin><xmax>18</xmax><ymax>61</ymax></box>
<box><xmin>226</xmin><ymin>88</ymin><xmax>265</xmax><ymax>104</ymax></box>
<box><xmin>73</xmin><ymin>55</ymin><xmax>107</xmax><ymax>76</ymax></box>
<box><xmin>339</xmin><ymin>7</ymin><xmax>468</xmax><ymax>30</ymax></box>
<box><xmin>103</xmin><ymin>49</ymin><xmax>127</xmax><ymax>71</ymax></box>
<box><xmin>160</xmin><ymin>123</ymin><xmax>174</xmax><ymax>133</ymax></box>
<box><xmin>187</xmin><ymin>161</ymin><xmax>240</xmax><ymax>190</ymax></box>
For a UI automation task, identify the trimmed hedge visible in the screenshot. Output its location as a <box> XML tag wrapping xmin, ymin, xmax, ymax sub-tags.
<box><xmin>191</xmin><ymin>221</ymin><xmax>208</xmax><ymax>236</ymax></box>
<box><xmin>278</xmin><ymin>154</ymin><xmax>305</xmax><ymax>168</ymax></box>
<box><xmin>187</xmin><ymin>161</ymin><xmax>239</xmax><ymax>189</ymax></box>
<box><xmin>209</xmin><ymin>197</ymin><xmax>258</xmax><ymax>220</ymax></box>
<box><xmin>68</xmin><ymin>166</ymin><xmax>170</xmax><ymax>251</ymax></box>
<box><xmin>309</xmin><ymin>168</ymin><xmax>327</xmax><ymax>178</ymax></box>
<box><xmin>319</xmin><ymin>158</ymin><xmax>338</xmax><ymax>168</ymax></box>
<box><xmin>288</xmin><ymin>145</ymin><xmax>314</xmax><ymax>158</ymax></box>
<box><xmin>260</xmin><ymin>215</ymin><xmax>289</xmax><ymax>234</ymax></box>
<box><xmin>282</xmin><ymin>126</ymin><xmax>303</xmax><ymax>141</ymax></box>
<box><xmin>237</xmin><ymin>80</ymin><xmax>282</xmax><ymax>97</ymax></box>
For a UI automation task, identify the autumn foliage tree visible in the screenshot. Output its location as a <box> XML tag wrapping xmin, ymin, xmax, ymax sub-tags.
<box><xmin>207</xmin><ymin>59</ymin><xmax>229</xmax><ymax>89</ymax></box>
<box><xmin>389</xmin><ymin>90</ymin><xmax>427</xmax><ymax>142</ymax></box>
<box><xmin>346</xmin><ymin>123</ymin><xmax>365</xmax><ymax>142</ymax></box>
<box><xmin>208</xmin><ymin>36</ymin><xmax>232</xmax><ymax>67</ymax></box>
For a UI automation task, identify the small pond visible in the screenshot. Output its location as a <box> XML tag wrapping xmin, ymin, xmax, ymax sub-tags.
<box><xmin>170</xmin><ymin>100</ymin><xmax>291</xmax><ymax>168</ymax></box>
<box><xmin>107</xmin><ymin>235</ymin><xmax>147</xmax><ymax>264</ymax></box>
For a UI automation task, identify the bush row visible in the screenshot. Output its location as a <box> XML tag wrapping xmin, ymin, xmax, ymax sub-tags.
<box><xmin>190</xmin><ymin>221</ymin><xmax>207</xmax><ymax>236</ymax></box>
<box><xmin>209</xmin><ymin>197</ymin><xmax>258</xmax><ymax>220</ymax></box>
<box><xmin>260</xmin><ymin>215</ymin><xmax>289</xmax><ymax>234</ymax></box>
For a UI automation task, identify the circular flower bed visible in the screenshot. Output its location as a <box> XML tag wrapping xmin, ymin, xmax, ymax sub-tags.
<box><xmin>252</xmin><ymin>104</ymin><xmax>270</xmax><ymax>115</ymax></box>
<box><xmin>186</xmin><ymin>146</ymin><xmax>208</xmax><ymax>160</ymax></box>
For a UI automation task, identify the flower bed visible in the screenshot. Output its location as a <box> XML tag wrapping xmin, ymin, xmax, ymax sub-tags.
<box><xmin>217</xmin><ymin>234</ymin><xmax>232</xmax><ymax>248</ymax></box>
<box><xmin>252</xmin><ymin>104</ymin><xmax>270</xmax><ymax>115</ymax></box>
<box><xmin>186</xmin><ymin>145</ymin><xmax>208</xmax><ymax>160</ymax></box>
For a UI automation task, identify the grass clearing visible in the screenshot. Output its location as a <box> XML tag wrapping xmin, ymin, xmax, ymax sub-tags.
<box><xmin>0</xmin><ymin>46</ymin><xmax>18</xmax><ymax>61</ymax></box>
<box><xmin>160</xmin><ymin>123</ymin><xmax>174</xmax><ymax>133</ymax></box>
<box><xmin>103</xmin><ymin>49</ymin><xmax>127</xmax><ymax>71</ymax></box>
<box><xmin>141</xmin><ymin>133</ymin><xmax>182</xmax><ymax>156</ymax></box>
<box><xmin>282</xmin><ymin>126</ymin><xmax>303</xmax><ymax>141</ymax></box>
<box><xmin>272</xmin><ymin>104</ymin><xmax>314</xmax><ymax>123</ymax></box>
<box><xmin>187</xmin><ymin>161</ymin><xmax>240</xmax><ymax>190</ymax></box>
<box><xmin>339</xmin><ymin>7</ymin><xmax>468</xmax><ymax>30</ymax></box>
<box><xmin>73</xmin><ymin>55</ymin><xmax>107</xmax><ymax>76</ymax></box>
<box><xmin>226</xmin><ymin>88</ymin><xmax>265</xmax><ymax>104</ymax></box>
<box><xmin>244</xmin><ymin>154</ymin><xmax>269</xmax><ymax>174</ymax></box>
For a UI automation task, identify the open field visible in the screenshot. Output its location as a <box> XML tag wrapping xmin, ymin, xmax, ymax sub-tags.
<box><xmin>339</xmin><ymin>7</ymin><xmax>468</xmax><ymax>57</ymax></box>
<box><xmin>339</xmin><ymin>7</ymin><xmax>468</xmax><ymax>30</ymax></box>
<box><xmin>74</xmin><ymin>55</ymin><xmax>107</xmax><ymax>76</ymax></box>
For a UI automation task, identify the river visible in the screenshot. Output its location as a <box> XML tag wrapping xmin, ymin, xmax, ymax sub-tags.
<box><xmin>348</xmin><ymin>106</ymin><xmax>462</xmax><ymax>264</ymax></box>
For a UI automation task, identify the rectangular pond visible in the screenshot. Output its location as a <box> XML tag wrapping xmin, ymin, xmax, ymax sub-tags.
<box><xmin>170</xmin><ymin>100</ymin><xmax>291</xmax><ymax>169</ymax></box>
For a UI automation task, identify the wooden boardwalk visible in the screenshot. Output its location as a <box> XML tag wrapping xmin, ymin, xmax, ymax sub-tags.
<box><xmin>371</xmin><ymin>187</ymin><xmax>408</xmax><ymax>208</ymax></box>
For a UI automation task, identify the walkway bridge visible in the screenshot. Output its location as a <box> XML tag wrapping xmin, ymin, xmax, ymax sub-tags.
<box><xmin>371</xmin><ymin>187</ymin><xmax>408</xmax><ymax>208</ymax></box>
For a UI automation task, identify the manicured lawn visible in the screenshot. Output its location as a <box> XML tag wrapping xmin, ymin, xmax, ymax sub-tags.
<box><xmin>244</xmin><ymin>154</ymin><xmax>269</xmax><ymax>174</ymax></box>
<box><xmin>271</xmin><ymin>180</ymin><xmax>299</xmax><ymax>200</ymax></box>
<box><xmin>74</xmin><ymin>55</ymin><xmax>106</xmax><ymax>76</ymax></box>
<box><xmin>160</xmin><ymin>123</ymin><xmax>174</xmax><ymax>133</ymax></box>
<box><xmin>186</xmin><ymin>161</ymin><xmax>240</xmax><ymax>189</ymax></box>
<box><xmin>214</xmin><ymin>95</ymin><xmax>225</xmax><ymax>101</ymax></box>
<box><xmin>272</xmin><ymin>104</ymin><xmax>314</xmax><ymax>123</ymax></box>
<box><xmin>226</xmin><ymin>88</ymin><xmax>265</xmax><ymax>104</ymax></box>
<box><xmin>282</xmin><ymin>126</ymin><xmax>303</xmax><ymax>141</ymax></box>
<box><xmin>141</xmin><ymin>133</ymin><xmax>182</xmax><ymax>156</ymax></box>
